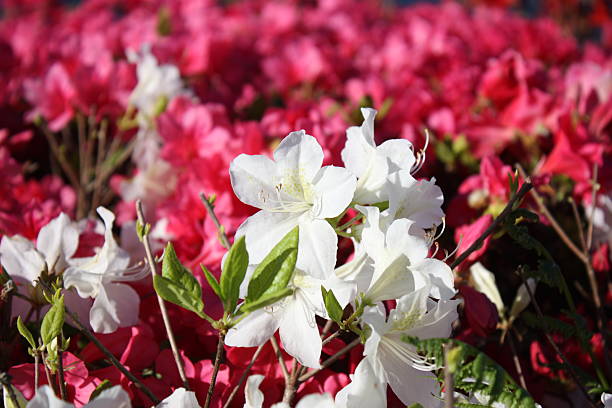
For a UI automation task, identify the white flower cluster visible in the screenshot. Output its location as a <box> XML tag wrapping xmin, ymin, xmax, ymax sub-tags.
<box><xmin>0</xmin><ymin>207</ymin><xmax>146</xmax><ymax>334</ymax></box>
<box><xmin>227</xmin><ymin>108</ymin><xmax>460</xmax><ymax>407</ymax></box>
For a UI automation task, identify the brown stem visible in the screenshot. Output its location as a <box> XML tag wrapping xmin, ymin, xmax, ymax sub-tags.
<box><xmin>199</xmin><ymin>193</ymin><xmax>231</xmax><ymax>250</ymax></box>
<box><xmin>136</xmin><ymin>200</ymin><xmax>189</xmax><ymax>390</ymax></box>
<box><xmin>282</xmin><ymin>359</ymin><xmax>300</xmax><ymax>405</ymax></box>
<box><xmin>443</xmin><ymin>343</ymin><xmax>454</xmax><ymax>408</ymax></box>
<box><xmin>35</xmin><ymin>279</ymin><xmax>160</xmax><ymax>404</ymax></box>
<box><xmin>518</xmin><ymin>268</ymin><xmax>596</xmax><ymax>407</ymax></box>
<box><xmin>269</xmin><ymin>337</ymin><xmax>290</xmax><ymax>382</ymax></box>
<box><xmin>298</xmin><ymin>338</ymin><xmax>360</xmax><ymax>382</ymax></box>
<box><xmin>586</xmin><ymin>163</ymin><xmax>599</xmax><ymax>251</ymax></box>
<box><xmin>516</xmin><ymin>165</ymin><xmax>587</xmax><ymax>264</ymax></box>
<box><xmin>41</xmin><ymin>351</ymin><xmax>56</xmax><ymax>396</ymax></box>
<box><xmin>321</xmin><ymin>331</ymin><xmax>341</xmax><ymax>347</ymax></box>
<box><xmin>508</xmin><ymin>329</ymin><xmax>528</xmax><ymax>390</ymax></box>
<box><xmin>204</xmin><ymin>332</ymin><xmax>225</xmax><ymax>408</ymax></box>
<box><xmin>222</xmin><ymin>343</ymin><xmax>266</xmax><ymax>408</ymax></box>
<box><xmin>451</xmin><ymin>181</ymin><xmax>533</xmax><ymax>269</ymax></box>
<box><xmin>34</xmin><ymin>353</ymin><xmax>40</xmax><ymax>390</ymax></box>
<box><xmin>56</xmin><ymin>336</ymin><xmax>67</xmax><ymax>400</ymax></box>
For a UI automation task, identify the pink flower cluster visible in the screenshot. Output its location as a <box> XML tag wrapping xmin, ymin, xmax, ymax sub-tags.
<box><xmin>0</xmin><ymin>0</ymin><xmax>610</xmax><ymax>406</ymax></box>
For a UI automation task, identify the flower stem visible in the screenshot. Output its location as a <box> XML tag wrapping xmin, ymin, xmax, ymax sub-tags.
<box><xmin>39</xmin><ymin>281</ymin><xmax>160</xmax><ymax>404</ymax></box>
<box><xmin>136</xmin><ymin>200</ymin><xmax>190</xmax><ymax>390</ymax></box>
<box><xmin>56</xmin><ymin>335</ymin><xmax>67</xmax><ymax>400</ymax></box>
<box><xmin>222</xmin><ymin>343</ymin><xmax>265</xmax><ymax>408</ymax></box>
<box><xmin>451</xmin><ymin>180</ymin><xmax>533</xmax><ymax>269</ymax></box>
<box><xmin>298</xmin><ymin>338</ymin><xmax>360</xmax><ymax>382</ymax></box>
<box><xmin>200</xmin><ymin>192</ymin><xmax>231</xmax><ymax>250</ymax></box>
<box><xmin>204</xmin><ymin>332</ymin><xmax>225</xmax><ymax>408</ymax></box>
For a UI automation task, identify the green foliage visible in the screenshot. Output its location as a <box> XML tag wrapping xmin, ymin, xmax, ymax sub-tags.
<box><xmin>246</xmin><ymin>227</ymin><xmax>298</xmax><ymax>304</ymax></box>
<box><xmin>41</xmin><ymin>293</ymin><xmax>64</xmax><ymax>346</ymax></box>
<box><xmin>402</xmin><ymin>337</ymin><xmax>537</xmax><ymax>408</ymax></box>
<box><xmin>89</xmin><ymin>379</ymin><xmax>113</xmax><ymax>402</ymax></box>
<box><xmin>16</xmin><ymin>317</ymin><xmax>36</xmax><ymax>350</ymax></box>
<box><xmin>154</xmin><ymin>243</ymin><xmax>205</xmax><ymax>318</ymax></box>
<box><xmin>220</xmin><ymin>236</ymin><xmax>249</xmax><ymax>314</ymax></box>
<box><xmin>135</xmin><ymin>220</ymin><xmax>151</xmax><ymax>243</ymax></box>
<box><xmin>201</xmin><ymin>264</ymin><xmax>223</xmax><ymax>301</ymax></box>
<box><xmin>240</xmin><ymin>287</ymin><xmax>294</xmax><ymax>314</ymax></box>
<box><xmin>321</xmin><ymin>286</ymin><xmax>343</xmax><ymax>323</ymax></box>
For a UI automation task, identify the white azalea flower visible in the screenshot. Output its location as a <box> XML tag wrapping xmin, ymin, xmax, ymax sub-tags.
<box><xmin>357</xmin><ymin>206</ymin><xmax>455</xmax><ymax>302</ymax></box>
<box><xmin>230</xmin><ymin>130</ymin><xmax>356</xmax><ymax>279</ymax></box>
<box><xmin>335</xmin><ymin>358</ymin><xmax>387</xmax><ymax>408</ymax></box>
<box><xmin>244</xmin><ymin>375</ymin><xmax>335</xmax><ymax>408</ymax></box>
<box><xmin>602</xmin><ymin>392</ymin><xmax>612</xmax><ymax>407</ymax></box>
<box><xmin>341</xmin><ymin>108</ymin><xmax>415</xmax><ymax>205</ymax></box>
<box><xmin>386</xmin><ymin>170</ymin><xmax>444</xmax><ymax>229</ymax></box>
<box><xmin>127</xmin><ymin>45</ymin><xmax>185</xmax><ymax>120</ymax></box>
<box><xmin>226</xmin><ymin>268</ymin><xmax>355</xmax><ymax>368</ymax></box>
<box><xmin>0</xmin><ymin>213</ymin><xmax>78</xmax><ymax>285</ymax></box>
<box><xmin>63</xmin><ymin>207</ymin><xmax>147</xmax><ymax>333</ymax></box>
<box><xmin>362</xmin><ymin>285</ymin><xmax>461</xmax><ymax>407</ymax></box>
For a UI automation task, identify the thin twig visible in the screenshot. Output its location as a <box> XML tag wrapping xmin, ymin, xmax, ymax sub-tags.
<box><xmin>298</xmin><ymin>338</ymin><xmax>361</xmax><ymax>382</ymax></box>
<box><xmin>200</xmin><ymin>193</ymin><xmax>231</xmax><ymax>250</ymax></box>
<box><xmin>41</xmin><ymin>125</ymin><xmax>81</xmax><ymax>193</ymax></box>
<box><xmin>508</xmin><ymin>329</ymin><xmax>528</xmax><ymax>390</ymax></box>
<box><xmin>136</xmin><ymin>200</ymin><xmax>189</xmax><ymax>390</ymax></box>
<box><xmin>269</xmin><ymin>337</ymin><xmax>290</xmax><ymax>382</ymax></box>
<box><xmin>222</xmin><ymin>343</ymin><xmax>266</xmax><ymax>408</ymax></box>
<box><xmin>37</xmin><ymin>281</ymin><xmax>160</xmax><ymax>404</ymax></box>
<box><xmin>282</xmin><ymin>359</ymin><xmax>300</xmax><ymax>405</ymax></box>
<box><xmin>321</xmin><ymin>331</ymin><xmax>341</xmax><ymax>347</ymax></box>
<box><xmin>34</xmin><ymin>353</ymin><xmax>39</xmax><ymax>390</ymax></box>
<box><xmin>451</xmin><ymin>181</ymin><xmax>533</xmax><ymax>268</ymax></box>
<box><xmin>569</xmin><ymin>198</ymin><xmax>588</xmax><ymax>252</ymax></box>
<box><xmin>56</xmin><ymin>335</ymin><xmax>67</xmax><ymax>400</ymax></box>
<box><xmin>204</xmin><ymin>332</ymin><xmax>225</xmax><ymax>408</ymax></box>
<box><xmin>516</xmin><ymin>165</ymin><xmax>587</xmax><ymax>264</ymax></box>
<box><xmin>518</xmin><ymin>267</ymin><xmax>596</xmax><ymax>407</ymax></box>
<box><xmin>41</xmin><ymin>351</ymin><xmax>55</xmax><ymax>396</ymax></box>
<box><xmin>586</xmin><ymin>163</ymin><xmax>599</xmax><ymax>251</ymax></box>
<box><xmin>443</xmin><ymin>343</ymin><xmax>454</xmax><ymax>408</ymax></box>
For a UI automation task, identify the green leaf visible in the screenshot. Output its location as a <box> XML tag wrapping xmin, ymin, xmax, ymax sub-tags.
<box><xmin>41</xmin><ymin>296</ymin><xmax>64</xmax><ymax>346</ymax></box>
<box><xmin>201</xmin><ymin>264</ymin><xmax>223</xmax><ymax>302</ymax></box>
<box><xmin>153</xmin><ymin>275</ymin><xmax>204</xmax><ymax>318</ymax></box>
<box><xmin>220</xmin><ymin>235</ymin><xmax>249</xmax><ymax>313</ymax></box>
<box><xmin>154</xmin><ymin>243</ymin><xmax>204</xmax><ymax>317</ymax></box>
<box><xmin>89</xmin><ymin>379</ymin><xmax>113</xmax><ymax>402</ymax></box>
<box><xmin>246</xmin><ymin>227</ymin><xmax>298</xmax><ymax>303</ymax></box>
<box><xmin>321</xmin><ymin>286</ymin><xmax>343</xmax><ymax>323</ymax></box>
<box><xmin>240</xmin><ymin>288</ymin><xmax>294</xmax><ymax>314</ymax></box>
<box><xmin>136</xmin><ymin>220</ymin><xmax>150</xmax><ymax>243</ymax></box>
<box><xmin>16</xmin><ymin>316</ymin><xmax>36</xmax><ymax>349</ymax></box>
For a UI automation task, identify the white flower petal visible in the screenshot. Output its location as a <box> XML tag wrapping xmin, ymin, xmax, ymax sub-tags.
<box><xmin>387</xmin><ymin>171</ymin><xmax>444</xmax><ymax>229</ymax></box>
<box><xmin>335</xmin><ymin>358</ymin><xmax>387</xmax><ymax>408</ymax></box>
<box><xmin>225</xmin><ymin>308</ymin><xmax>280</xmax><ymax>347</ymax></box>
<box><xmin>230</xmin><ymin>153</ymin><xmax>282</xmax><ymax>210</ymax></box>
<box><xmin>26</xmin><ymin>386</ymin><xmax>71</xmax><ymax>408</ymax></box>
<box><xmin>238</xmin><ymin>211</ymin><xmax>299</xmax><ymax>265</ymax></box>
<box><xmin>377</xmin><ymin>139</ymin><xmax>416</xmax><ymax>174</ymax></box>
<box><xmin>156</xmin><ymin>388</ymin><xmax>199</xmax><ymax>408</ymax></box>
<box><xmin>385</xmin><ymin>362</ymin><xmax>441</xmax><ymax>407</ymax></box>
<box><xmin>244</xmin><ymin>375</ymin><xmax>265</xmax><ymax>408</ymax></box>
<box><xmin>312</xmin><ymin>166</ymin><xmax>356</xmax><ymax>219</ymax></box>
<box><xmin>469</xmin><ymin>262</ymin><xmax>504</xmax><ymax>315</ymax></box>
<box><xmin>36</xmin><ymin>213</ymin><xmax>79</xmax><ymax>273</ymax></box>
<box><xmin>295</xmin><ymin>393</ymin><xmax>335</xmax><ymax>408</ymax></box>
<box><xmin>87</xmin><ymin>385</ymin><xmax>131</xmax><ymax>408</ymax></box>
<box><xmin>279</xmin><ymin>291</ymin><xmax>322</xmax><ymax>368</ymax></box>
<box><xmin>90</xmin><ymin>283</ymin><xmax>140</xmax><ymax>334</ymax></box>
<box><xmin>412</xmin><ymin>259</ymin><xmax>455</xmax><ymax>300</ymax></box>
<box><xmin>0</xmin><ymin>236</ymin><xmax>44</xmax><ymax>284</ymax></box>
<box><xmin>273</xmin><ymin>131</ymin><xmax>324</xmax><ymax>183</ymax></box>
<box><xmin>296</xmin><ymin>218</ymin><xmax>337</xmax><ymax>280</ymax></box>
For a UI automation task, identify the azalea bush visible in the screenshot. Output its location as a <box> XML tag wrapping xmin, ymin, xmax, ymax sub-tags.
<box><xmin>0</xmin><ymin>0</ymin><xmax>611</xmax><ymax>407</ymax></box>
